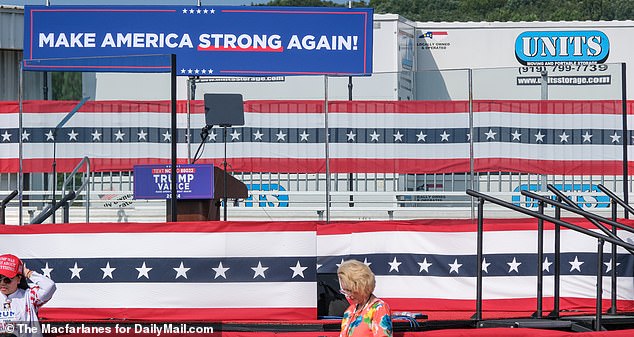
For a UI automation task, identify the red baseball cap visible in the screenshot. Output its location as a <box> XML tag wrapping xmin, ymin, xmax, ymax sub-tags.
<box><xmin>0</xmin><ymin>254</ymin><xmax>24</xmax><ymax>278</ymax></box>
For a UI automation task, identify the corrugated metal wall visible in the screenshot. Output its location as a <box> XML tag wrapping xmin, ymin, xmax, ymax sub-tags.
<box><xmin>0</xmin><ymin>6</ymin><xmax>23</xmax><ymax>50</ymax></box>
<box><xmin>1</xmin><ymin>6</ymin><xmax>48</xmax><ymax>101</ymax></box>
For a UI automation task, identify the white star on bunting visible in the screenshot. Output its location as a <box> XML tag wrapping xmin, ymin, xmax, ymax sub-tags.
<box><xmin>482</xmin><ymin>257</ymin><xmax>491</xmax><ymax>273</ymax></box>
<box><xmin>67</xmin><ymin>129</ymin><xmax>79</xmax><ymax>141</ymax></box>
<box><xmin>137</xmin><ymin>129</ymin><xmax>148</xmax><ymax>141</ymax></box>
<box><xmin>45</xmin><ymin>130</ymin><xmax>54</xmax><ymax>141</ymax></box>
<box><xmin>534</xmin><ymin>131</ymin><xmax>545</xmax><ymax>143</ymax></box>
<box><xmin>448</xmin><ymin>258</ymin><xmax>462</xmax><ymax>274</ymax></box>
<box><xmin>41</xmin><ymin>263</ymin><xmax>53</xmax><ymax>278</ymax></box>
<box><xmin>511</xmin><ymin>130</ymin><xmax>521</xmax><ymax>141</ymax></box>
<box><xmin>369</xmin><ymin>130</ymin><xmax>381</xmax><ymax>142</ymax></box>
<box><xmin>91</xmin><ymin>129</ymin><xmax>102</xmax><ymax>141</ymax></box>
<box><xmin>69</xmin><ymin>262</ymin><xmax>83</xmax><ymax>279</ymax></box>
<box><xmin>174</xmin><ymin>262</ymin><xmax>191</xmax><ymax>279</ymax></box>
<box><xmin>418</xmin><ymin>258</ymin><xmax>432</xmax><ymax>273</ymax></box>
<box><xmin>569</xmin><ymin>256</ymin><xmax>584</xmax><ymax>272</ymax></box>
<box><xmin>100</xmin><ymin>262</ymin><xmax>116</xmax><ymax>279</ymax></box>
<box><xmin>604</xmin><ymin>259</ymin><xmax>621</xmax><ymax>273</ymax></box>
<box><xmin>251</xmin><ymin>261</ymin><xmax>269</xmax><ymax>279</ymax></box>
<box><xmin>485</xmin><ymin>129</ymin><xmax>497</xmax><ymax>140</ymax></box>
<box><xmin>299</xmin><ymin>130</ymin><xmax>310</xmax><ymax>142</ymax></box>
<box><xmin>290</xmin><ymin>261</ymin><xmax>308</xmax><ymax>278</ymax></box>
<box><xmin>582</xmin><ymin>131</ymin><xmax>593</xmax><ymax>143</ymax></box>
<box><xmin>507</xmin><ymin>257</ymin><xmax>521</xmax><ymax>273</ymax></box>
<box><xmin>559</xmin><ymin>131</ymin><xmax>569</xmax><ymax>143</ymax></box>
<box><xmin>275</xmin><ymin>130</ymin><xmax>287</xmax><ymax>141</ymax></box>
<box><xmin>393</xmin><ymin>131</ymin><xmax>404</xmax><ymax>142</ymax></box>
<box><xmin>136</xmin><ymin>262</ymin><xmax>152</xmax><ymax>279</ymax></box>
<box><xmin>212</xmin><ymin>262</ymin><xmax>230</xmax><ymax>279</ymax></box>
<box><xmin>543</xmin><ymin>257</ymin><xmax>553</xmax><ymax>272</ymax></box>
<box><xmin>114</xmin><ymin>130</ymin><xmax>126</xmax><ymax>141</ymax></box>
<box><xmin>388</xmin><ymin>257</ymin><xmax>402</xmax><ymax>272</ymax></box>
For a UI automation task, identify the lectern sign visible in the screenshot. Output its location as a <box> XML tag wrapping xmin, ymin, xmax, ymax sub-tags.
<box><xmin>133</xmin><ymin>164</ymin><xmax>214</xmax><ymax>199</ymax></box>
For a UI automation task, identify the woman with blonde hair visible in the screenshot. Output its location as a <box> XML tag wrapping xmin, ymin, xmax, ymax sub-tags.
<box><xmin>337</xmin><ymin>259</ymin><xmax>392</xmax><ymax>337</ymax></box>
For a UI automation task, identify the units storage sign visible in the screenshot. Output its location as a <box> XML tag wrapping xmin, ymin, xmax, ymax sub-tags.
<box><xmin>23</xmin><ymin>5</ymin><xmax>373</xmax><ymax>75</ymax></box>
<box><xmin>514</xmin><ymin>30</ymin><xmax>610</xmax><ymax>65</ymax></box>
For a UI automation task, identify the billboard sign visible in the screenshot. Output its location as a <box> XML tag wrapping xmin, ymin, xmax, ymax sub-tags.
<box><xmin>23</xmin><ymin>5</ymin><xmax>373</xmax><ymax>75</ymax></box>
<box><xmin>133</xmin><ymin>164</ymin><xmax>214</xmax><ymax>199</ymax></box>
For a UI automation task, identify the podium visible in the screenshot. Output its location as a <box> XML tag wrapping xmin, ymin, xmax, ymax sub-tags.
<box><xmin>166</xmin><ymin>167</ymin><xmax>248</xmax><ymax>221</ymax></box>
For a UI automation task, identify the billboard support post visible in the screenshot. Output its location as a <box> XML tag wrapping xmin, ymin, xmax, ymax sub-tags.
<box><xmin>170</xmin><ymin>53</ymin><xmax>178</xmax><ymax>222</ymax></box>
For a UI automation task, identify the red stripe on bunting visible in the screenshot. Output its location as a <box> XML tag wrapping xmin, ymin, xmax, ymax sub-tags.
<box><xmin>474</xmin><ymin>100</ymin><xmax>624</xmax><ymax>114</ymax></box>
<box><xmin>0</xmin><ymin>221</ymin><xmax>316</xmax><ymax>234</ymax></box>
<box><xmin>3</xmin><ymin>99</ymin><xmax>628</xmax><ymax>114</ymax></box>
<box><xmin>6</xmin><ymin>219</ymin><xmax>632</xmax><ymax>236</ymax></box>
<box><xmin>316</xmin><ymin>219</ymin><xmax>634</xmax><ymax>234</ymax></box>
<box><xmin>4</xmin><ymin>158</ymin><xmax>631</xmax><ymax>175</ymax></box>
<box><xmin>6</xmin><ymin>158</ymin><xmax>472</xmax><ymax>174</ymax></box>
<box><xmin>473</xmin><ymin>158</ymin><xmax>628</xmax><ymax>176</ymax></box>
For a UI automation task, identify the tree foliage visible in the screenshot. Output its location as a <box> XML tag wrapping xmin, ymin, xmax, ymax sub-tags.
<box><xmin>257</xmin><ymin>0</ymin><xmax>369</xmax><ymax>7</ymax></box>
<box><xmin>263</xmin><ymin>0</ymin><xmax>634</xmax><ymax>21</ymax></box>
<box><xmin>52</xmin><ymin>72</ymin><xmax>82</xmax><ymax>101</ymax></box>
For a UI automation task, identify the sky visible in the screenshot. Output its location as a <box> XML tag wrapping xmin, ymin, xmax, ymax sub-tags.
<box><xmin>0</xmin><ymin>0</ymin><xmax>349</xmax><ymax>5</ymax></box>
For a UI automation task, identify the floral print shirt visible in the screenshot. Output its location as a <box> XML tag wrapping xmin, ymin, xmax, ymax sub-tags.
<box><xmin>339</xmin><ymin>297</ymin><xmax>393</xmax><ymax>337</ymax></box>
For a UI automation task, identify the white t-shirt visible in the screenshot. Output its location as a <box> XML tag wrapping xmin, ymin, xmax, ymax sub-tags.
<box><xmin>1</xmin><ymin>272</ymin><xmax>56</xmax><ymax>337</ymax></box>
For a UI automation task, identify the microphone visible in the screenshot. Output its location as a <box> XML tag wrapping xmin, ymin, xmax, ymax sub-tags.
<box><xmin>201</xmin><ymin>124</ymin><xmax>212</xmax><ymax>140</ymax></box>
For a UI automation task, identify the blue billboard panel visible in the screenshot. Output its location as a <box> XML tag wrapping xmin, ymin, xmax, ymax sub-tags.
<box><xmin>23</xmin><ymin>5</ymin><xmax>373</xmax><ymax>75</ymax></box>
<box><xmin>133</xmin><ymin>164</ymin><xmax>214</xmax><ymax>200</ymax></box>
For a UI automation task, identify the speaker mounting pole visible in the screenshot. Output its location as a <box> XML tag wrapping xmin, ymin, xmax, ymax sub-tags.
<box><xmin>203</xmin><ymin>94</ymin><xmax>245</xmax><ymax>221</ymax></box>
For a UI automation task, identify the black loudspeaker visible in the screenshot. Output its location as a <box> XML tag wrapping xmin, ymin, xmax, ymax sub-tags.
<box><xmin>204</xmin><ymin>93</ymin><xmax>245</xmax><ymax>127</ymax></box>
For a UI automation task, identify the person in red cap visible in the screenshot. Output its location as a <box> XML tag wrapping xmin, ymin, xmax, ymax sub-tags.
<box><xmin>1</xmin><ymin>254</ymin><xmax>56</xmax><ymax>337</ymax></box>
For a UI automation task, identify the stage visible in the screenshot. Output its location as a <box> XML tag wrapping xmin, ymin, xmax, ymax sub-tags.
<box><xmin>3</xmin><ymin>219</ymin><xmax>634</xmax><ymax>336</ymax></box>
<box><xmin>35</xmin><ymin>316</ymin><xmax>634</xmax><ymax>336</ymax></box>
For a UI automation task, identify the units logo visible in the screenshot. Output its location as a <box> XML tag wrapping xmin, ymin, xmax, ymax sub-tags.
<box><xmin>515</xmin><ymin>30</ymin><xmax>609</xmax><ymax>65</ymax></box>
<box><xmin>417</xmin><ymin>31</ymin><xmax>450</xmax><ymax>50</ymax></box>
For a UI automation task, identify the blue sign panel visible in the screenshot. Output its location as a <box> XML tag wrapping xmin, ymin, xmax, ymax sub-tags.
<box><xmin>512</xmin><ymin>184</ymin><xmax>610</xmax><ymax>208</ymax></box>
<box><xmin>515</xmin><ymin>31</ymin><xmax>609</xmax><ymax>65</ymax></box>
<box><xmin>23</xmin><ymin>5</ymin><xmax>373</xmax><ymax>75</ymax></box>
<box><xmin>245</xmin><ymin>184</ymin><xmax>289</xmax><ymax>207</ymax></box>
<box><xmin>133</xmin><ymin>164</ymin><xmax>214</xmax><ymax>199</ymax></box>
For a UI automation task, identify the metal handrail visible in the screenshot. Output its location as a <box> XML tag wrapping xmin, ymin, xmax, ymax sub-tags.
<box><xmin>592</xmin><ymin>184</ymin><xmax>634</xmax><ymax>314</ymax></box>
<box><xmin>545</xmin><ymin>184</ymin><xmax>631</xmax><ymax>316</ymax></box>
<box><xmin>543</xmin><ymin>185</ymin><xmax>634</xmax><ymax>254</ymax></box>
<box><xmin>30</xmin><ymin>191</ymin><xmax>76</xmax><ymax>224</ymax></box>
<box><xmin>61</xmin><ymin>156</ymin><xmax>91</xmax><ymax>223</ymax></box>
<box><xmin>0</xmin><ymin>190</ymin><xmax>18</xmax><ymax>225</ymax></box>
<box><xmin>521</xmin><ymin>190</ymin><xmax>634</xmax><ymax>237</ymax></box>
<box><xmin>466</xmin><ymin>189</ymin><xmax>634</xmax><ymax>331</ymax></box>
<box><xmin>597</xmin><ymin>184</ymin><xmax>634</xmax><ymax>218</ymax></box>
